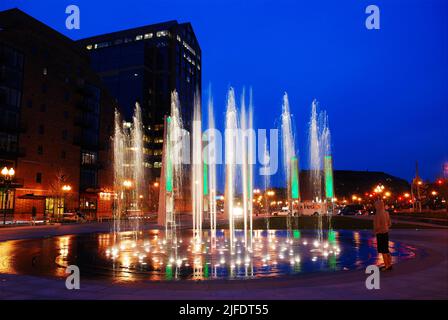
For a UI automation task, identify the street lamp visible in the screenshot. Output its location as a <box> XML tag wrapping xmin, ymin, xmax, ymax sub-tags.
<box><xmin>123</xmin><ymin>180</ymin><xmax>133</xmax><ymax>188</ymax></box>
<box><xmin>59</xmin><ymin>184</ymin><xmax>72</xmax><ymax>222</ymax></box>
<box><xmin>1</xmin><ymin>166</ymin><xmax>15</xmax><ymax>225</ymax></box>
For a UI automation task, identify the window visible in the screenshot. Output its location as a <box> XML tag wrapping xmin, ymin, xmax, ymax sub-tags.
<box><xmin>156</xmin><ymin>30</ymin><xmax>170</xmax><ymax>37</ymax></box>
<box><xmin>37</xmin><ymin>145</ymin><xmax>43</xmax><ymax>155</ymax></box>
<box><xmin>80</xmin><ymin>169</ymin><xmax>97</xmax><ymax>189</ymax></box>
<box><xmin>0</xmin><ymin>189</ymin><xmax>14</xmax><ymax>211</ymax></box>
<box><xmin>144</xmin><ymin>33</ymin><xmax>153</xmax><ymax>39</ymax></box>
<box><xmin>80</xmin><ymin>198</ymin><xmax>97</xmax><ymax>211</ymax></box>
<box><xmin>36</xmin><ymin>172</ymin><xmax>42</xmax><ymax>183</ymax></box>
<box><xmin>43</xmin><ymin>68</ymin><xmax>47</xmax><ymax>76</ymax></box>
<box><xmin>0</xmin><ymin>133</ymin><xmax>17</xmax><ymax>152</ymax></box>
<box><xmin>41</xmin><ymin>83</ymin><xmax>47</xmax><ymax>93</ymax></box>
<box><xmin>45</xmin><ymin>197</ymin><xmax>64</xmax><ymax>216</ymax></box>
<box><xmin>135</xmin><ymin>35</ymin><xmax>143</xmax><ymax>41</ymax></box>
<box><xmin>153</xmin><ymin>162</ymin><xmax>162</xmax><ymax>168</ymax></box>
<box><xmin>82</xmin><ymin>151</ymin><xmax>97</xmax><ymax>165</ymax></box>
<box><xmin>86</xmin><ymin>45</ymin><xmax>93</xmax><ymax>50</ymax></box>
<box><xmin>0</xmin><ymin>87</ymin><xmax>21</xmax><ymax>108</ymax></box>
<box><xmin>144</xmin><ymin>162</ymin><xmax>152</xmax><ymax>168</ymax></box>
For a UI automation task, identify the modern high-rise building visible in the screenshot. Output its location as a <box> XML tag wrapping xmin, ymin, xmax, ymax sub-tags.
<box><xmin>0</xmin><ymin>9</ymin><xmax>115</xmax><ymax>222</ymax></box>
<box><xmin>77</xmin><ymin>21</ymin><xmax>201</xmax><ymax>181</ymax></box>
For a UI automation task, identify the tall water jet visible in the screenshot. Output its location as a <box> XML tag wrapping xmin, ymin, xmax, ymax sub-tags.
<box><xmin>320</xmin><ymin>113</ymin><xmax>335</xmax><ymax>242</ymax></box>
<box><xmin>239</xmin><ymin>89</ymin><xmax>254</xmax><ymax>252</ymax></box>
<box><xmin>192</xmin><ymin>91</ymin><xmax>203</xmax><ymax>247</ymax></box>
<box><xmin>113</xmin><ymin>110</ymin><xmax>126</xmax><ymax>240</ymax></box>
<box><xmin>224</xmin><ymin>88</ymin><xmax>238</xmax><ymax>253</ymax></box>
<box><xmin>247</xmin><ymin>89</ymin><xmax>254</xmax><ymax>250</ymax></box>
<box><xmin>281</xmin><ymin>93</ymin><xmax>299</xmax><ymax>232</ymax></box>
<box><xmin>309</xmin><ymin>99</ymin><xmax>322</xmax><ymax>202</ymax></box>
<box><xmin>206</xmin><ymin>90</ymin><xmax>217</xmax><ymax>238</ymax></box>
<box><xmin>309</xmin><ymin>99</ymin><xmax>323</xmax><ymax>241</ymax></box>
<box><xmin>158</xmin><ymin>92</ymin><xmax>184</xmax><ymax>232</ymax></box>
<box><xmin>261</xmin><ymin>140</ymin><xmax>271</xmax><ymax>230</ymax></box>
<box><xmin>131</xmin><ymin>102</ymin><xmax>145</xmax><ymax>235</ymax></box>
<box><xmin>240</xmin><ymin>89</ymin><xmax>249</xmax><ymax>250</ymax></box>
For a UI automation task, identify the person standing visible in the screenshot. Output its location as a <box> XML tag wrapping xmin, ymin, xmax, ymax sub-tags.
<box><xmin>374</xmin><ymin>197</ymin><xmax>393</xmax><ymax>271</ymax></box>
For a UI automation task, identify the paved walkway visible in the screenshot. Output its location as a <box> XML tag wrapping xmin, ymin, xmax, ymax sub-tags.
<box><xmin>0</xmin><ymin>228</ymin><xmax>446</xmax><ymax>299</ymax></box>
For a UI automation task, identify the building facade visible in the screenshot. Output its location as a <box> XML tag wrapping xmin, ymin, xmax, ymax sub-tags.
<box><xmin>0</xmin><ymin>9</ymin><xmax>115</xmax><ymax>222</ymax></box>
<box><xmin>77</xmin><ymin>21</ymin><xmax>201</xmax><ymax>181</ymax></box>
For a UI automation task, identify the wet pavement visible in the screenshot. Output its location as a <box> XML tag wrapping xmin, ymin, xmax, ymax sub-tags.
<box><xmin>0</xmin><ymin>227</ymin><xmax>446</xmax><ymax>299</ymax></box>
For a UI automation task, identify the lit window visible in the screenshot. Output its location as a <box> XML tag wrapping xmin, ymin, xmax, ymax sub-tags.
<box><xmin>177</xmin><ymin>35</ymin><xmax>181</xmax><ymax>42</ymax></box>
<box><xmin>182</xmin><ymin>41</ymin><xmax>196</xmax><ymax>56</ymax></box>
<box><xmin>144</xmin><ymin>33</ymin><xmax>153</xmax><ymax>39</ymax></box>
<box><xmin>154</xmin><ymin>162</ymin><xmax>162</xmax><ymax>168</ymax></box>
<box><xmin>86</xmin><ymin>45</ymin><xmax>93</xmax><ymax>50</ymax></box>
<box><xmin>82</xmin><ymin>151</ymin><xmax>97</xmax><ymax>165</ymax></box>
<box><xmin>135</xmin><ymin>35</ymin><xmax>143</xmax><ymax>41</ymax></box>
<box><xmin>144</xmin><ymin>162</ymin><xmax>153</xmax><ymax>168</ymax></box>
<box><xmin>156</xmin><ymin>30</ymin><xmax>170</xmax><ymax>37</ymax></box>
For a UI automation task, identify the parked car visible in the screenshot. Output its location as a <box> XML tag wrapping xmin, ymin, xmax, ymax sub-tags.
<box><xmin>272</xmin><ymin>207</ymin><xmax>290</xmax><ymax>216</ymax></box>
<box><xmin>61</xmin><ymin>212</ymin><xmax>78</xmax><ymax>222</ymax></box>
<box><xmin>338</xmin><ymin>204</ymin><xmax>366</xmax><ymax>216</ymax></box>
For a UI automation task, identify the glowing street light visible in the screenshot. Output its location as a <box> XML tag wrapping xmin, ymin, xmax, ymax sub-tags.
<box><xmin>1</xmin><ymin>166</ymin><xmax>15</xmax><ymax>178</ymax></box>
<box><xmin>266</xmin><ymin>190</ymin><xmax>275</xmax><ymax>197</ymax></box>
<box><xmin>123</xmin><ymin>180</ymin><xmax>133</xmax><ymax>188</ymax></box>
<box><xmin>374</xmin><ymin>184</ymin><xmax>385</xmax><ymax>194</ymax></box>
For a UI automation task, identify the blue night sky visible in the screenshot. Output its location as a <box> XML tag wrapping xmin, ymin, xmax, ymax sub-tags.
<box><xmin>1</xmin><ymin>0</ymin><xmax>447</xmax><ymax>185</ymax></box>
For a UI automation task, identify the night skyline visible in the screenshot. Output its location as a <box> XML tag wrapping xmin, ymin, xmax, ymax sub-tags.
<box><xmin>1</xmin><ymin>0</ymin><xmax>447</xmax><ymax>183</ymax></box>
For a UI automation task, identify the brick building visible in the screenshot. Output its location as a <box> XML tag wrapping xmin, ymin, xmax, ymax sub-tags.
<box><xmin>0</xmin><ymin>9</ymin><xmax>115</xmax><ymax>222</ymax></box>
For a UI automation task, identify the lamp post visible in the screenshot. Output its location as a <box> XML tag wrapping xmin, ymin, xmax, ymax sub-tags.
<box><xmin>61</xmin><ymin>184</ymin><xmax>72</xmax><ymax>221</ymax></box>
<box><xmin>1</xmin><ymin>166</ymin><xmax>15</xmax><ymax>225</ymax></box>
